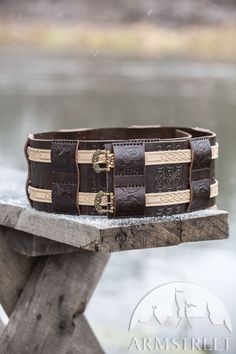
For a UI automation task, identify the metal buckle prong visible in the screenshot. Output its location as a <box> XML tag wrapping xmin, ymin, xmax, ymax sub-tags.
<box><xmin>92</xmin><ymin>149</ymin><xmax>114</xmax><ymax>174</ymax></box>
<box><xmin>94</xmin><ymin>191</ymin><xmax>115</xmax><ymax>214</ymax></box>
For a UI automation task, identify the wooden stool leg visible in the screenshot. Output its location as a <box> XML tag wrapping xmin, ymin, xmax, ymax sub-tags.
<box><xmin>0</xmin><ymin>251</ymin><xmax>110</xmax><ymax>354</ymax></box>
<box><xmin>0</xmin><ymin>226</ymin><xmax>34</xmax><ymax>316</ymax></box>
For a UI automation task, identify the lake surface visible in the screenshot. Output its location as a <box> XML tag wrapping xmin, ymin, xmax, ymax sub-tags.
<box><xmin>0</xmin><ymin>48</ymin><xmax>235</xmax><ymax>353</ymax></box>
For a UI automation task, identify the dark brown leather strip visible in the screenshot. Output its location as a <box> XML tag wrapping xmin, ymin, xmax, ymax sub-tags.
<box><xmin>188</xmin><ymin>137</ymin><xmax>212</xmax><ymax>211</ymax></box>
<box><xmin>32</xmin><ymin>127</ymin><xmax>191</xmax><ymax>141</ymax></box>
<box><xmin>51</xmin><ymin>140</ymin><xmax>79</xmax><ymax>214</ymax></box>
<box><xmin>24</xmin><ymin>137</ymin><xmax>33</xmax><ymax>207</ymax></box>
<box><xmin>112</xmin><ymin>142</ymin><xmax>145</xmax><ymax>217</ymax></box>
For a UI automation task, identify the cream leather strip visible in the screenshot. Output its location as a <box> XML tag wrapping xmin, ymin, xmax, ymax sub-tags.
<box><xmin>27</xmin><ymin>144</ymin><xmax>218</xmax><ymax>166</ymax></box>
<box><xmin>28</xmin><ymin>181</ymin><xmax>218</xmax><ymax>207</ymax></box>
<box><xmin>28</xmin><ymin>186</ymin><xmax>52</xmax><ymax>203</ymax></box>
<box><xmin>27</xmin><ymin>187</ymin><xmax>107</xmax><ymax>206</ymax></box>
<box><xmin>145</xmin><ymin>144</ymin><xmax>218</xmax><ymax>165</ymax></box>
<box><xmin>27</xmin><ymin>147</ymin><xmax>51</xmax><ymax>163</ymax></box>
<box><xmin>146</xmin><ymin>181</ymin><xmax>218</xmax><ymax>207</ymax></box>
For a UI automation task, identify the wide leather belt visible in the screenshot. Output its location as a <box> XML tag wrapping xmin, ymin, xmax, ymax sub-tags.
<box><xmin>25</xmin><ymin>126</ymin><xmax>218</xmax><ymax>218</ymax></box>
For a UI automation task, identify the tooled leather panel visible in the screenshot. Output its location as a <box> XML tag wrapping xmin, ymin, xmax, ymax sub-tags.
<box><xmin>114</xmin><ymin>186</ymin><xmax>145</xmax><ymax>217</ymax></box>
<box><xmin>113</xmin><ymin>142</ymin><xmax>145</xmax><ymax>217</ymax></box>
<box><xmin>191</xmin><ymin>179</ymin><xmax>211</xmax><ymax>207</ymax></box>
<box><xmin>145</xmin><ymin>140</ymin><xmax>189</xmax><ymax>193</ymax></box>
<box><xmin>145</xmin><ymin>140</ymin><xmax>189</xmax><ymax>216</ymax></box>
<box><xmin>29</xmin><ymin>139</ymin><xmax>52</xmax><ymax>191</ymax></box>
<box><xmin>28</xmin><ymin>140</ymin><xmax>53</xmax><ymax>210</ymax></box>
<box><xmin>114</xmin><ymin>143</ymin><xmax>145</xmax><ymax>176</ymax></box>
<box><xmin>188</xmin><ymin>137</ymin><xmax>212</xmax><ymax>211</ymax></box>
<box><xmin>51</xmin><ymin>140</ymin><xmax>79</xmax><ymax>214</ymax></box>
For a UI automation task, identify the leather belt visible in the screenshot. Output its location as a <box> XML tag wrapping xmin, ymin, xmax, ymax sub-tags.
<box><xmin>25</xmin><ymin>126</ymin><xmax>218</xmax><ymax>218</ymax></box>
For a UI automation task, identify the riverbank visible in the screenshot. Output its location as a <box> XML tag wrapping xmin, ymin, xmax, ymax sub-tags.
<box><xmin>0</xmin><ymin>22</ymin><xmax>236</xmax><ymax>60</ymax></box>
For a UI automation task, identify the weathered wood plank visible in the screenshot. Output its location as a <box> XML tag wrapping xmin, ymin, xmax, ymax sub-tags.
<box><xmin>5</xmin><ymin>228</ymin><xmax>78</xmax><ymax>257</ymax></box>
<box><xmin>0</xmin><ymin>226</ymin><xmax>34</xmax><ymax>316</ymax></box>
<box><xmin>0</xmin><ymin>251</ymin><xmax>109</xmax><ymax>354</ymax></box>
<box><xmin>94</xmin><ymin>208</ymin><xmax>229</xmax><ymax>252</ymax></box>
<box><xmin>0</xmin><ymin>201</ymin><xmax>101</xmax><ymax>250</ymax></box>
<box><xmin>65</xmin><ymin>316</ymin><xmax>105</xmax><ymax>354</ymax></box>
<box><xmin>0</xmin><ymin>168</ymin><xmax>229</xmax><ymax>252</ymax></box>
<box><xmin>0</xmin><ymin>198</ymin><xmax>228</xmax><ymax>252</ymax></box>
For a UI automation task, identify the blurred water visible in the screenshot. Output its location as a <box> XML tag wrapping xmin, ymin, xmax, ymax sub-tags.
<box><xmin>0</xmin><ymin>48</ymin><xmax>235</xmax><ymax>353</ymax></box>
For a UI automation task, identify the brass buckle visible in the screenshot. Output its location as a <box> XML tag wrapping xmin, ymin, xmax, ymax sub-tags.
<box><xmin>92</xmin><ymin>149</ymin><xmax>114</xmax><ymax>174</ymax></box>
<box><xmin>94</xmin><ymin>191</ymin><xmax>115</xmax><ymax>214</ymax></box>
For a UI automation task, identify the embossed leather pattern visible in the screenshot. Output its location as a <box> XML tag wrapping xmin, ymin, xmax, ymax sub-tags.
<box><xmin>145</xmin><ymin>140</ymin><xmax>189</xmax><ymax>216</ymax></box>
<box><xmin>188</xmin><ymin>137</ymin><xmax>212</xmax><ymax>211</ymax></box>
<box><xmin>51</xmin><ymin>140</ymin><xmax>79</xmax><ymax>214</ymax></box>
<box><xmin>113</xmin><ymin>142</ymin><xmax>145</xmax><ymax>217</ymax></box>
<box><xmin>25</xmin><ymin>126</ymin><xmax>217</xmax><ymax>218</ymax></box>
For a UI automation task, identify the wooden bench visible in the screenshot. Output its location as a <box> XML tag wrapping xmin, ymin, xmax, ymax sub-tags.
<box><xmin>0</xmin><ymin>167</ymin><xmax>229</xmax><ymax>354</ymax></box>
